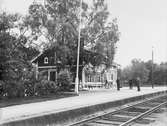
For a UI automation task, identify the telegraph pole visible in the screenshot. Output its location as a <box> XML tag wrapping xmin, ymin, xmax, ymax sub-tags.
<box><xmin>75</xmin><ymin>0</ymin><xmax>82</xmax><ymax>94</ymax></box>
<box><xmin>151</xmin><ymin>46</ymin><xmax>154</xmax><ymax>88</ymax></box>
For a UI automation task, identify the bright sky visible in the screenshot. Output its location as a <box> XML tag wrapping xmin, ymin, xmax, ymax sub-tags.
<box><xmin>108</xmin><ymin>0</ymin><xmax>167</xmax><ymax>67</ymax></box>
<box><xmin>0</xmin><ymin>0</ymin><xmax>167</xmax><ymax>67</ymax></box>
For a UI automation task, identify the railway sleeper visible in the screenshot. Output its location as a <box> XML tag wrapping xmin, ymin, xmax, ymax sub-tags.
<box><xmin>135</xmin><ymin>118</ymin><xmax>155</xmax><ymax>124</ymax></box>
<box><xmin>126</xmin><ymin>107</ymin><xmax>148</xmax><ymax>113</ymax></box>
<box><xmin>93</xmin><ymin>119</ymin><xmax>121</xmax><ymax>125</ymax></box>
<box><xmin>153</xmin><ymin>108</ymin><xmax>165</xmax><ymax>113</ymax></box>
<box><xmin>135</xmin><ymin>103</ymin><xmax>159</xmax><ymax>107</ymax></box>
<box><xmin>84</xmin><ymin>122</ymin><xmax>115</xmax><ymax>126</ymax></box>
<box><xmin>133</xmin><ymin>106</ymin><xmax>153</xmax><ymax>110</ymax></box>
<box><xmin>116</xmin><ymin>111</ymin><xmax>141</xmax><ymax>116</ymax></box>
<box><xmin>101</xmin><ymin>115</ymin><xmax>131</xmax><ymax>122</ymax></box>
<box><xmin>150</xmin><ymin>99</ymin><xmax>167</xmax><ymax>103</ymax></box>
<box><xmin>92</xmin><ymin>120</ymin><xmax>121</xmax><ymax>126</ymax></box>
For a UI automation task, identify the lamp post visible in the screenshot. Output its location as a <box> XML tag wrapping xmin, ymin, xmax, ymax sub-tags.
<box><xmin>75</xmin><ymin>0</ymin><xmax>83</xmax><ymax>94</ymax></box>
<box><xmin>151</xmin><ymin>46</ymin><xmax>154</xmax><ymax>88</ymax></box>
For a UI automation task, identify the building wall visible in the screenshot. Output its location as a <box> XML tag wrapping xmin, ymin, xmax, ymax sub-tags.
<box><xmin>37</xmin><ymin>66</ymin><xmax>57</xmax><ymax>81</ymax></box>
<box><xmin>32</xmin><ymin>49</ymin><xmax>118</xmax><ymax>89</ymax></box>
<box><xmin>37</xmin><ymin>52</ymin><xmax>56</xmax><ymax>67</ymax></box>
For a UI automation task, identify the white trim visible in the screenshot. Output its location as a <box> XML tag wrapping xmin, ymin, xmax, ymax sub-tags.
<box><xmin>48</xmin><ymin>70</ymin><xmax>50</xmax><ymax>80</ymax></box>
<box><xmin>38</xmin><ymin>66</ymin><xmax>57</xmax><ymax>69</ymax></box>
<box><xmin>31</xmin><ymin>52</ymin><xmax>43</xmax><ymax>63</ymax></box>
<box><xmin>38</xmin><ymin>65</ymin><xmax>84</xmax><ymax>69</ymax></box>
<box><xmin>35</xmin><ymin>61</ymin><xmax>38</xmax><ymax>79</ymax></box>
<box><xmin>44</xmin><ymin>57</ymin><xmax>49</xmax><ymax>64</ymax></box>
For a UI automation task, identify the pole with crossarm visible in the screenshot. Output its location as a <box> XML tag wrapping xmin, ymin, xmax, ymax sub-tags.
<box><xmin>151</xmin><ymin>46</ymin><xmax>154</xmax><ymax>88</ymax></box>
<box><xmin>75</xmin><ymin>0</ymin><xmax>83</xmax><ymax>94</ymax></box>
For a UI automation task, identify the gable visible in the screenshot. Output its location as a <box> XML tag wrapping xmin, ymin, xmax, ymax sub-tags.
<box><xmin>31</xmin><ymin>49</ymin><xmax>56</xmax><ymax>67</ymax></box>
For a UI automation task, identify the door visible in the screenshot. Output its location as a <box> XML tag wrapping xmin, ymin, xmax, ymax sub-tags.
<box><xmin>50</xmin><ymin>71</ymin><xmax>56</xmax><ymax>81</ymax></box>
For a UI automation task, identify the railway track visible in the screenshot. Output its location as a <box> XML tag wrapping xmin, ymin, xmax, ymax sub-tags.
<box><xmin>69</xmin><ymin>94</ymin><xmax>167</xmax><ymax>126</ymax></box>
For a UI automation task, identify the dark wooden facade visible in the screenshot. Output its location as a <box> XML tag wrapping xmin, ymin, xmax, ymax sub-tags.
<box><xmin>32</xmin><ymin>48</ymin><xmax>58</xmax><ymax>81</ymax></box>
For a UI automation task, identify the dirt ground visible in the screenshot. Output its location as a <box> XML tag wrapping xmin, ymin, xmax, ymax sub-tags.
<box><xmin>134</xmin><ymin>107</ymin><xmax>167</xmax><ymax>126</ymax></box>
<box><xmin>150</xmin><ymin>109</ymin><xmax>167</xmax><ymax>126</ymax></box>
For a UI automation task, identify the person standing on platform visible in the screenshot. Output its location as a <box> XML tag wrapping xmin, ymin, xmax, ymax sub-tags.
<box><xmin>136</xmin><ymin>77</ymin><xmax>141</xmax><ymax>91</ymax></box>
<box><xmin>129</xmin><ymin>79</ymin><xmax>133</xmax><ymax>89</ymax></box>
<box><xmin>116</xmin><ymin>78</ymin><xmax>120</xmax><ymax>91</ymax></box>
<box><xmin>105</xmin><ymin>80</ymin><xmax>108</xmax><ymax>88</ymax></box>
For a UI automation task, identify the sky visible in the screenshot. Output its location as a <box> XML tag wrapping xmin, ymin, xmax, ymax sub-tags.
<box><xmin>0</xmin><ymin>0</ymin><xmax>167</xmax><ymax>68</ymax></box>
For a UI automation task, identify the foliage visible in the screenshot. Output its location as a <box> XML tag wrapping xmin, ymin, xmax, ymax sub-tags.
<box><xmin>26</xmin><ymin>0</ymin><xmax>120</xmax><ymax>69</ymax></box>
<box><xmin>121</xmin><ymin>59</ymin><xmax>149</xmax><ymax>83</ymax></box>
<box><xmin>130</xmin><ymin>59</ymin><xmax>149</xmax><ymax>82</ymax></box>
<box><xmin>24</xmin><ymin>80</ymin><xmax>35</xmax><ymax>97</ymax></box>
<box><xmin>153</xmin><ymin>63</ymin><xmax>167</xmax><ymax>85</ymax></box>
<box><xmin>57</xmin><ymin>70</ymin><xmax>72</xmax><ymax>91</ymax></box>
<box><xmin>23</xmin><ymin>69</ymin><xmax>37</xmax><ymax>96</ymax></box>
<box><xmin>34</xmin><ymin>80</ymin><xmax>58</xmax><ymax>96</ymax></box>
<box><xmin>0</xmin><ymin>12</ymin><xmax>41</xmax><ymax>98</ymax></box>
<box><xmin>19</xmin><ymin>46</ymin><xmax>40</xmax><ymax>61</ymax></box>
<box><xmin>83</xmin><ymin>2</ymin><xmax>120</xmax><ymax>67</ymax></box>
<box><xmin>0</xmin><ymin>80</ymin><xmax>4</xmax><ymax>97</ymax></box>
<box><xmin>121</xmin><ymin>59</ymin><xmax>167</xmax><ymax>86</ymax></box>
<box><xmin>0</xmin><ymin>0</ymin><xmax>120</xmax><ymax>98</ymax></box>
<box><xmin>121</xmin><ymin>66</ymin><xmax>132</xmax><ymax>81</ymax></box>
<box><xmin>23</xmin><ymin>68</ymin><xmax>59</xmax><ymax>97</ymax></box>
<box><xmin>2</xmin><ymin>81</ymin><xmax>25</xmax><ymax>98</ymax></box>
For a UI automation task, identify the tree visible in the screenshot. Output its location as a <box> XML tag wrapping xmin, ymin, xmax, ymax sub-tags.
<box><xmin>0</xmin><ymin>12</ymin><xmax>39</xmax><ymax>97</ymax></box>
<box><xmin>121</xmin><ymin>66</ymin><xmax>133</xmax><ymax>81</ymax></box>
<box><xmin>121</xmin><ymin>59</ymin><xmax>149</xmax><ymax>84</ymax></box>
<box><xmin>82</xmin><ymin>1</ymin><xmax>120</xmax><ymax>67</ymax></box>
<box><xmin>144</xmin><ymin>61</ymin><xmax>167</xmax><ymax>85</ymax></box>
<box><xmin>131</xmin><ymin>59</ymin><xmax>149</xmax><ymax>83</ymax></box>
<box><xmin>144</xmin><ymin>60</ymin><xmax>153</xmax><ymax>83</ymax></box>
<box><xmin>153</xmin><ymin>62</ymin><xmax>167</xmax><ymax>85</ymax></box>
<box><xmin>26</xmin><ymin>0</ymin><xmax>120</xmax><ymax>68</ymax></box>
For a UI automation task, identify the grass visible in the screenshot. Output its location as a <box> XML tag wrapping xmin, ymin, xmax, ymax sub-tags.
<box><xmin>0</xmin><ymin>92</ymin><xmax>78</xmax><ymax>108</ymax></box>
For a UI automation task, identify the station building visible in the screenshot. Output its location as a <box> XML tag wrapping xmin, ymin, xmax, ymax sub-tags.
<box><xmin>31</xmin><ymin>48</ymin><xmax>120</xmax><ymax>89</ymax></box>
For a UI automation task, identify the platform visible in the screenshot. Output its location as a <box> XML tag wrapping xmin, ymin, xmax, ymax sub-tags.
<box><xmin>0</xmin><ymin>86</ymin><xmax>167</xmax><ymax>125</ymax></box>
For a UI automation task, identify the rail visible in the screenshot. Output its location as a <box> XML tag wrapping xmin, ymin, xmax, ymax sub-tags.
<box><xmin>69</xmin><ymin>94</ymin><xmax>167</xmax><ymax>126</ymax></box>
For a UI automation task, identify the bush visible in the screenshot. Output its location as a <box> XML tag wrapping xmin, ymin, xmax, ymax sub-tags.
<box><xmin>34</xmin><ymin>80</ymin><xmax>58</xmax><ymax>96</ymax></box>
<box><xmin>3</xmin><ymin>81</ymin><xmax>25</xmax><ymax>98</ymax></box>
<box><xmin>0</xmin><ymin>80</ymin><xmax>4</xmax><ymax>98</ymax></box>
<box><xmin>24</xmin><ymin>79</ymin><xmax>36</xmax><ymax>97</ymax></box>
<box><xmin>57</xmin><ymin>70</ymin><xmax>72</xmax><ymax>91</ymax></box>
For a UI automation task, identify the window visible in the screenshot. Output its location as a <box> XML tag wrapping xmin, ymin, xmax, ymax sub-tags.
<box><xmin>44</xmin><ymin>57</ymin><xmax>48</xmax><ymax>64</ymax></box>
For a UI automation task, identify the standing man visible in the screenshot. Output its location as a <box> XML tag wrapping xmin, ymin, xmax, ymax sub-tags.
<box><xmin>136</xmin><ymin>77</ymin><xmax>141</xmax><ymax>91</ymax></box>
<box><xmin>116</xmin><ymin>78</ymin><xmax>120</xmax><ymax>91</ymax></box>
<box><xmin>129</xmin><ymin>79</ymin><xmax>133</xmax><ymax>89</ymax></box>
<box><xmin>105</xmin><ymin>79</ymin><xmax>108</xmax><ymax>89</ymax></box>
